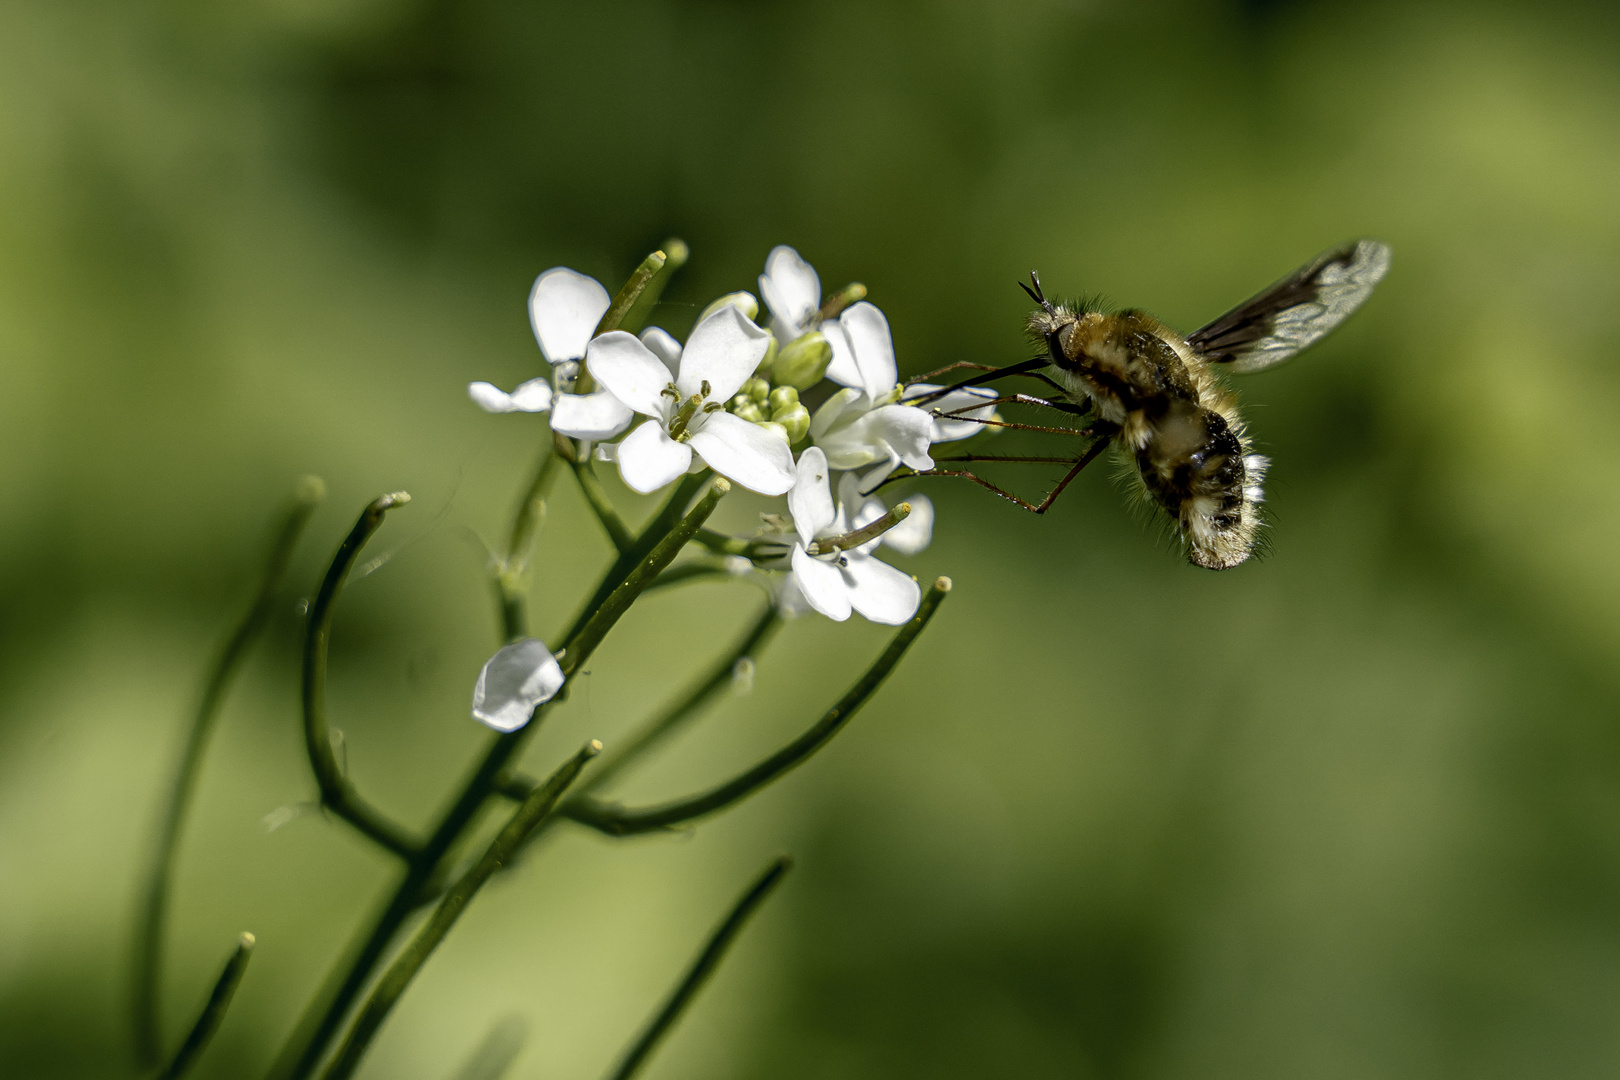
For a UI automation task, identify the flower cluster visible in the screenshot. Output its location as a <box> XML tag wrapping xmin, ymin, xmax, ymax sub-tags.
<box><xmin>470</xmin><ymin>245</ymin><xmax>992</xmax><ymax>642</ymax></box>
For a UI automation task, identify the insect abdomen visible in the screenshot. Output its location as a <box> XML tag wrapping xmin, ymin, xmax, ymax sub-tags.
<box><xmin>1134</xmin><ymin>401</ymin><xmax>1265</xmax><ymax>569</ymax></box>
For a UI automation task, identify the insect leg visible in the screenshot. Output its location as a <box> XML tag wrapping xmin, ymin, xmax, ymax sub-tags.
<box><xmin>895</xmin><ymin>438</ymin><xmax>1111</xmax><ymax>514</ymax></box>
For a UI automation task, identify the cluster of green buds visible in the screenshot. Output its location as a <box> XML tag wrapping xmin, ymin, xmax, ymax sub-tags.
<box><xmin>731</xmin><ymin>377</ymin><xmax>811</xmax><ymax>443</ymax></box>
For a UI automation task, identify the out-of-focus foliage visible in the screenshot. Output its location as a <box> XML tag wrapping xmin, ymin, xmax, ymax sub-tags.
<box><xmin>4</xmin><ymin>0</ymin><xmax>1620</xmax><ymax>1077</ymax></box>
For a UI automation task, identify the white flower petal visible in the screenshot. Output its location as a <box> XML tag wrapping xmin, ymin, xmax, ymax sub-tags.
<box><xmin>471</xmin><ymin>638</ymin><xmax>565</xmax><ymax>732</ymax></box>
<box><xmin>639</xmin><ymin>327</ymin><xmax>684</xmax><ymax>376</ymax></box>
<box><xmin>906</xmin><ymin>384</ymin><xmax>999</xmax><ymax>442</ymax></box>
<box><xmin>760</xmin><ymin>245</ymin><xmax>821</xmax><ymax>330</ymax></box>
<box><xmin>678</xmin><ymin>305</ymin><xmax>772</xmax><ymax>403</ymax></box>
<box><xmin>586</xmin><ymin>331</ymin><xmax>675</xmax><ymax>417</ymax></box>
<box><xmin>866</xmin><ymin>404</ymin><xmax>936</xmax><ymax>470</ymax></box>
<box><xmin>616</xmin><ymin>420</ymin><xmax>693</xmax><ymax>494</ymax></box>
<box><xmin>551</xmin><ymin>390</ymin><xmax>634</xmax><ymax>439</ymax></box>
<box><xmin>840</xmin><ymin>302</ymin><xmax>898</xmax><ymax>401</ymax></box>
<box><xmin>842</xmin><ymin>554</ymin><xmax>921</xmax><ymax>625</ymax></box>
<box><xmin>507</xmin><ymin>378</ymin><xmax>555</xmax><ymax>413</ymax></box>
<box><xmin>881</xmin><ymin>494</ymin><xmax>933</xmax><ymax>555</ymax></box>
<box><xmin>809</xmin><ymin>386</ymin><xmax>865</xmax><ymax>442</ymax></box>
<box><xmin>791</xmin><ymin>545</ymin><xmax>852</xmax><ymax>621</ymax></box>
<box><xmin>529</xmin><ymin>268</ymin><xmax>610</xmax><ymax>363</ymax></box>
<box><xmin>856</xmin><ymin>453</ymin><xmax>904</xmax><ymax>495</ymax></box>
<box><xmin>788</xmin><ymin>446</ymin><xmax>836</xmax><ymax>546</ymax></box>
<box><xmin>774</xmin><ymin>571</ymin><xmax>813</xmax><ymax>618</ymax></box>
<box><xmin>468</xmin><ymin>381</ymin><xmax>517</xmax><ymax>413</ymax></box>
<box><xmin>822</xmin><ymin>320</ymin><xmax>860</xmax><ymax>389</ymax></box>
<box><xmin>689</xmin><ymin>411</ymin><xmax>795</xmax><ymax>496</ymax></box>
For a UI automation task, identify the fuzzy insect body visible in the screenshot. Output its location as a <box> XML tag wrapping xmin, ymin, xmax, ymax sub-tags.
<box><xmin>1015</xmin><ymin>239</ymin><xmax>1391</xmax><ymax>569</ymax></box>
<box><xmin>1030</xmin><ymin>306</ymin><xmax>1267</xmax><ymax>568</ymax></box>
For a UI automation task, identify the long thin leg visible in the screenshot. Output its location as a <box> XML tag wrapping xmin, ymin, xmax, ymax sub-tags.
<box><xmin>932</xmin><ymin>393</ymin><xmax>1091</xmax><ymax>419</ymax></box>
<box><xmin>906</xmin><ymin>362</ymin><xmax>1073</xmax><ymax>400</ymax></box>
<box><xmin>906</xmin><ymin>357</ymin><xmax>1049</xmax><ymax>406</ymax></box>
<box><xmin>900</xmin><ymin>438</ymin><xmax>1112</xmax><ymax>514</ymax></box>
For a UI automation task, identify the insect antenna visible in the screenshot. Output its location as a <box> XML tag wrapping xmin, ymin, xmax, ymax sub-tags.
<box><xmin>1019</xmin><ymin>270</ymin><xmax>1056</xmax><ymax>314</ymax></box>
<box><xmin>906</xmin><ymin>357</ymin><xmax>1048</xmax><ymax>406</ymax></box>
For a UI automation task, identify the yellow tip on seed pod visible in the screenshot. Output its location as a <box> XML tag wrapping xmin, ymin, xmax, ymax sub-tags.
<box><xmin>296</xmin><ymin>475</ymin><xmax>326</xmax><ymax>505</ymax></box>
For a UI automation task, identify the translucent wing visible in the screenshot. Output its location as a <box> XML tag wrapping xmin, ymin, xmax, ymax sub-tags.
<box><xmin>1188</xmin><ymin>239</ymin><xmax>1391</xmax><ymax>374</ymax></box>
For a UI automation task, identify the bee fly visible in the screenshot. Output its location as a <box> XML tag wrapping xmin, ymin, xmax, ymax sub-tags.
<box><xmin>906</xmin><ymin>239</ymin><xmax>1391</xmax><ymax>569</ymax></box>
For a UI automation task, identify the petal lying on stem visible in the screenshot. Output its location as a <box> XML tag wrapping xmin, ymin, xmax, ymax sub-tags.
<box><xmin>471</xmin><ymin>638</ymin><xmax>565</xmax><ymax>732</ymax></box>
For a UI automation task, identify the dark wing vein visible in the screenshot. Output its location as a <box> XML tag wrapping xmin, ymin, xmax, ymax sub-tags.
<box><xmin>1188</xmin><ymin>239</ymin><xmax>1391</xmax><ymax>374</ymax></box>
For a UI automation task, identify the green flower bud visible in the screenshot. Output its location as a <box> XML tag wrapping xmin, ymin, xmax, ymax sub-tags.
<box><xmin>755</xmin><ymin>421</ymin><xmax>791</xmax><ymax>444</ymax></box>
<box><xmin>770</xmin><ymin>331</ymin><xmax>833</xmax><ymax>390</ymax></box>
<box><xmin>755</xmin><ymin>332</ymin><xmax>779</xmax><ymax>374</ymax></box>
<box><xmin>731</xmin><ymin>400</ymin><xmax>766</xmax><ymax>423</ymax></box>
<box><xmin>696</xmin><ymin>291</ymin><xmax>760</xmax><ymax>325</ymax></box>
<box><xmin>770</xmin><ymin>402</ymin><xmax>811</xmax><ymax>443</ymax></box>
<box><xmin>742</xmin><ymin>377</ymin><xmax>771</xmax><ymax>404</ymax></box>
<box><xmin>768</xmin><ymin>385</ymin><xmax>799</xmax><ymax>413</ymax></box>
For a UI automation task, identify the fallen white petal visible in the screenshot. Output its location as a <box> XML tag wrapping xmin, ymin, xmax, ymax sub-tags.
<box><xmin>530</xmin><ymin>268</ymin><xmax>610</xmax><ymax>363</ymax></box>
<box><xmin>471</xmin><ymin>638</ymin><xmax>565</xmax><ymax>732</ymax></box>
<box><xmin>616</xmin><ymin>419</ymin><xmax>692</xmax><ymax>493</ymax></box>
<box><xmin>586</xmin><ymin>331</ymin><xmax>675</xmax><ymax>417</ymax></box>
<box><xmin>842</xmin><ymin>554</ymin><xmax>921</xmax><ymax>625</ymax></box>
<box><xmin>689</xmin><ymin>411</ymin><xmax>795</xmax><ymax>496</ymax></box>
<box><xmin>678</xmin><ymin>305</ymin><xmax>772</xmax><ymax>403</ymax></box>
<box><xmin>639</xmin><ymin>327</ymin><xmax>684</xmax><ymax>376</ymax></box>
<box><xmin>791</xmin><ymin>545</ymin><xmax>852</xmax><ymax>621</ymax></box>
<box><xmin>881</xmin><ymin>494</ymin><xmax>933</xmax><ymax>555</ymax></box>
<box><xmin>788</xmin><ymin>446</ymin><xmax>837</xmax><ymax>546</ymax></box>
<box><xmin>551</xmin><ymin>390</ymin><xmax>634</xmax><ymax>439</ymax></box>
<box><xmin>840</xmin><ymin>302</ymin><xmax>898</xmax><ymax>402</ymax></box>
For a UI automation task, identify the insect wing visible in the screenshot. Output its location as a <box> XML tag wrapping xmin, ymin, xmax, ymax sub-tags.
<box><xmin>1188</xmin><ymin>239</ymin><xmax>1391</xmax><ymax>374</ymax></box>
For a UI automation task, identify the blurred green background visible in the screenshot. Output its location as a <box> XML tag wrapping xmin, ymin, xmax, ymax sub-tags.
<box><xmin>4</xmin><ymin>0</ymin><xmax>1620</xmax><ymax>1077</ymax></box>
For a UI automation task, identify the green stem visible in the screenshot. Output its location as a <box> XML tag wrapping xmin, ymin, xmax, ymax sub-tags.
<box><xmin>133</xmin><ymin>480</ymin><xmax>320</xmax><ymax>1067</ymax></box>
<box><xmin>693</xmin><ymin>527</ymin><xmax>750</xmax><ymax>558</ymax></box>
<box><xmin>318</xmin><ymin>745</ymin><xmax>601</xmax><ymax>1080</ymax></box>
<box><xmin>642</xmin><ymin>559</ymin><xmax>748</xmax><ymax>595</ymax></box>
<box><xmin>496</xmin><ymin>436</ymin><xmax>563</xmax><ymax>643</ymax></box>
<box><xmin>268</xmin><ymin>480</ymin><xmax>730</xmax><ymax>1080</ymax></box>
<box><xmin>561</xmin><ymin>471</ymin><xmax>711</xmax><ymax>647</ymax></box>
<box><xmin>585</xmin><ymin>602</ymin><xmax>780</xmax><ymax>795</ymax></box>
<box><xmin>563</xmin><ymin>578</ymin><xmax>951</xmax><ymax>836</ymax></box>
<box><xmin>604</xmin><ymin>858</ymin><xmax>791</xmax><ymax>1080</ymax></box>
<box><xmin>571</xmin><ymin>458</ymin><xmax>634</xmax><ymax>553</ymax></box>
<box><xmin>302</xmin><ymin>494</ymin><xmax>421</xmax><ymax>860</ymax></box>
<box><xmin>156</xmin><ymin>933</ymin><xmax>255</xmax><ymax>1080</ymax></box>
<box><xmin>574</xmin><ymin>251</ymin><xmax>667</xmax><ymax>396</ymax></box>
<box><xmin>620</xmin><ymin>238</ymin><xmax>688</xmax><ymax>336</ymax></box>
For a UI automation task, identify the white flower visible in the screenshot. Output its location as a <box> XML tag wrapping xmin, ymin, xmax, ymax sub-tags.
<box><xmin>879</xmin><ymin>493</ymin><xmax>933</xmax><ymax>555</ymax></box>
<box><xmin>470</xmin><ymin>266</ymin><xmax>637</xmax><ymax>436</ymax></box>
<box><xmin>585</xmin><ymin>306</ymin><xmax>795</xmax><ymax>496</ymax></box>
<box><xmin>809</xmin><ymin>302</ymin><xmax>935</xmax><ymax>491</ymax></box>
<box><xmin>759</xmin><ymin>245</ymin><xmax>822</xmax><ymax>342</ymax></box>
<box><xmin>471</xmin><ymin>638</ymin><xmax>565</xmax><ymax>732</ymax></box>
<box><xmin>782</xmin><ymin>447</ymin><xmax>921</xmax><ymax>625</ymax></box>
